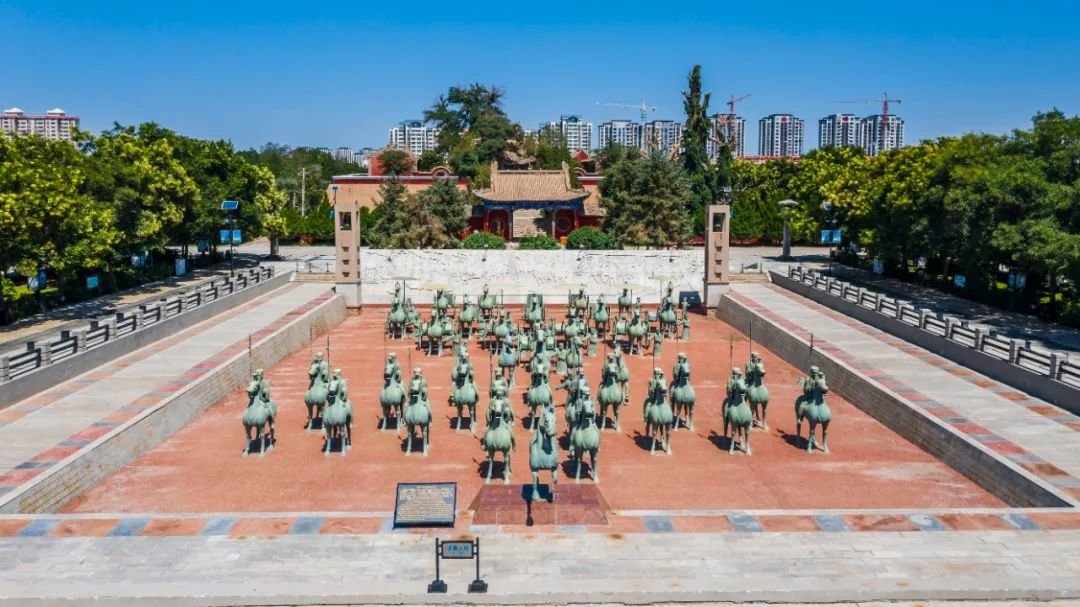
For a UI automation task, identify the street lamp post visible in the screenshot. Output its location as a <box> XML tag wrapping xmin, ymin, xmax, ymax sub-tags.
<box><xmin>778</xmin><ymin>199</ymin><xmax>799</xmax><ymax>260</ymax></box>
<box><xmin>222</xmin><ymin>200</ymin><xmax>239</xmax><ymax>277</ymax></box>
<box><xmin>822</xmin><ymin>201</ymin><xmax>836</xmax><ymax>276</ymax></box>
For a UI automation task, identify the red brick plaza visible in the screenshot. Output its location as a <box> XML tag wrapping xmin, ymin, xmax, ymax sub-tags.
<box><xmin>67</xmin><ymin>304</ymin><xmax>1000</xmax><ymax>517</ymax></box>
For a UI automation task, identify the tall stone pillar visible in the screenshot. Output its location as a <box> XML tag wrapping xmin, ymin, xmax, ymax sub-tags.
<box><xmin>334</xmin><ymin>201</ymin><xmax>362</xmax><ymax>307</ymax></box>
<box><xmin>703</xmin><ymin>204</ymin><xmax>731</xmax><ymax>309</ymax></box>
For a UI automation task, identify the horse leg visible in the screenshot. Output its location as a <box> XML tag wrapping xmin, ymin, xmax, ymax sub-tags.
<box><xmin>821</xmin><ymin>421</ymin><xmax>830</xmax><ymax>454</ymax></box>
<box><xmin>380</xmin><ymin>406</ymin><xmax>388</xmax><ymax>431</ymax></box>
<box><xmin>422</xmin><ymin>424</ymin><xmax>430</xmax><ymax>457</ymax></box>
<box><xmin>728</xmin><ymin>423</ymin><xmax>737</xmax><ymax>455</ymax></box>
<box><xmin>744</xmin><ymin>425</ymin><xmax>752</xmax><ymax>456</ymax></box>
<box><xmin>305</xmin><ymin>404</ymin><xmax>313</xmax><ymax>430</ymax></box>
<box><xmin>470</xmin><ymin>403</ymin><xmax>477</xmax><ymax>434</ymax></box>
<box><xmin>243</xmin><ymin>424</ymin><xmax>252</xmax><ymax>455</ymax></box>
<box><xmin>485</xmin><ymin>451</ymin><xmax>493</xmax><ymax>484</ymax></box>
<box><xmin>323</xmin><ymin>425</ymin><xmax>331</xmax><ymax>456</ymax></box>
<box><xmin>531</xmin><ymin>472</ymin><xmax>541</xmax><ymax>501</ymax></box>
<box><xmin>575</xmin><ymin>454</ymin><xmax>582</xmax><ymax>483</ymax></box>
<box><xmin>504</xmin><ymin>450</ymin><xmax>511</xmax><ymax>484</ymax></box>
<box><xmin>591</xmin><ymin>450</ymin><xmax>599</xmax><ymax>483</ymax></box>
<box><xmin>673</xmin><ymin>404</ymin><xmax>681</xmax><ymax>431</ymax></box>
<box><xmin>455</xmin><ymin>404</ymin><xmax>462</xmax><ymax>430</ymax></box>
<box><xmin>806</xmin><ymin>421</ymin><xmax>816</xmax><ymax>453</ymax></box>
<box><xmin>688</xmin><ymin>404</ymin><xmax>694</xmax><ymax>431</ymax></box>
<box><xmin>405</xmin><ymin>425</ymin><xmax>413</xmax><ymax>456</ymax></box>
<box><xmin>762</xmin><ymin>402</ymin><xmax>769</xmax><ymax>431</ymax></box>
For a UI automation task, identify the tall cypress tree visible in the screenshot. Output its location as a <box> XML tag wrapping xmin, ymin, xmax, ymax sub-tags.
<box><xmin>681</xmin><ymin>65</ymin><xmax>724</xmax><ymax>235</ymax></box>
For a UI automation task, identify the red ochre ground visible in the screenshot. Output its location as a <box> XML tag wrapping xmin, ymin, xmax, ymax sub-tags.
<box><xmin>64</xmin><ymin>306</ymin><xmax>1004</xmax><ymax>514</ymax></box>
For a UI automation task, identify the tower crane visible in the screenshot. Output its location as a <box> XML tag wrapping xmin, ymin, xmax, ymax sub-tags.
<box><xmin>711</xmin><ymin>93</ymin><xmax>751</xmax><ymax>152</ymax></box>
<box><xmin>834</xmin><ymin>92</ymin><xmax>902</xmax><ymax>154</ymax></box>
<box><xmin>596</xmin><ymin>99</ymin><xmax>657</xmax><ymax>123</ymax></box>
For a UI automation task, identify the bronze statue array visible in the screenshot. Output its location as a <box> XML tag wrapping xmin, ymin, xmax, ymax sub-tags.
<box><xmin>304</xmin><ymin>352</ymin><xmax>329</xmax><ymax>430</ymax></box>
<box><xmin>723</xmin><ymin>367</ymin><xmax>753</xmax><ymax>455</ymax></box>
<box><xmin>322</xmin><ymin>369</ymin><xmax>353</xmax><ymax>456</ymax></box>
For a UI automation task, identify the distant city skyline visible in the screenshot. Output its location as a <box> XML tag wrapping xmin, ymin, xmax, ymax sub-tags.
<box><xmin>4</xmin><ymin>1</ymin><xmax>1078</xmax><ymax>153</ymax></box>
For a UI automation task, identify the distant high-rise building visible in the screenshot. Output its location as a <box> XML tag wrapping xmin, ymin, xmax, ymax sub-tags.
<box><xmin>818</xmin><ymin>114</ymin><xmax>860</xmax><ymax>148</ymax></box>
<box><xmin>387</xmin><ymin>120</ymin><xmax>440</xmax><ymax>156</ymax></box>
<box><xmin>709</xmin><ymin>114</ymin><xmax>746</xmax><ymax>159</ymax></box>
<box><xmin>758</xmin><ymin>114</ymin><xmax>804</xmax><ymax>157</ymax></box>
<box><xmin>332</xmin><ymin>146</ymin><xmax>357</xmax><ymax>164</ymax></box>
<box><xmin>356</xmin><ymin>147</ymin><xmax>379</xmax><ymax>169</ymax></box>
<box><xmin>598</xmin><ymin>120</ymin><xmax>641</xmax><ymax>150</ymax></box>
<box><xmin>1</xmin><ymin>107</ymin><xmax>79</xmax><ymax>141</ymax></box>
<box><xmin>858</xmin><ymin>115</ymin><xmax>904</xmax><ymax>156</ymax></box>
<box><xmin>540</xmin><ymin>115</ymin><xmax>593</xmax><ymax>152</ymax></box>
<box><xmin>643</xmin><ymin>120</ymin><xmax>683</xmax><ymax>155</ymax></box>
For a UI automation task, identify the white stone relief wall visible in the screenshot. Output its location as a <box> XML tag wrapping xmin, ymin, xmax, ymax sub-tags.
<box><xmin>357</xmin><ymin>249</ymin><xmax>704</xmax><ymax>304</ymax></box>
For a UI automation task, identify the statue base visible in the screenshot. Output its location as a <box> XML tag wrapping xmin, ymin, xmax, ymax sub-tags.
<box><xmin>469</xmin><ymin>484</ymin><xmax>610</xmax><ymax>526</ymax></box>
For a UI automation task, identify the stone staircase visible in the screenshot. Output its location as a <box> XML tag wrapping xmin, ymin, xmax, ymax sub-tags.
<box><xmin>511</xmin><ymin>210</ymin><xmax>545</xmax><ymax>239</ymax></box>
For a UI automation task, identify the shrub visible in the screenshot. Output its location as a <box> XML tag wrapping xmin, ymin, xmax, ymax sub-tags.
<box><xmin>566</xmin><ymin>227</ymin><xmax>617</xmax><ymax>250</ymax></box>
<box><xmin>461</xmin><ymin>231</ymin><xmax>507</xmax><ymax>250</ymax></box>
<box><xmin>517</xmin><ymin>235</ymin><xmax>561</xmax><ymax>250</ymax></box>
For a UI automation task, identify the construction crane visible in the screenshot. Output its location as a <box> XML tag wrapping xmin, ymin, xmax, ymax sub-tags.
<box><xmin>710</xmin><ymin>93</ymin><xmax>751</xmax><ymax>152</ymax></box>
<box><xmin>596</xmin><ymin>99</ymin><xmax>657</xmax><ymax>123</ymax></box>
<box><xmin>725</xmin><ymin>93</ymin><xmax>751</xmax><ymax>116</ymax></box>
<box><xmin>835</xmin><ymin>92</ymin><xmax>902</xmax><ymax>154</ymax></box>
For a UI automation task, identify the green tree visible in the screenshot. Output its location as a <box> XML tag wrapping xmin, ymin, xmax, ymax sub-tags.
<box><xmin>82</xmin><ymin>126</ymin><xmax>197</xmax><ymax>262</ymax></box>
<box><xmin>423</xmin><ymin>84</ymin><xmax>519</xmax><ymax>183</ymax></box>
<box><xmin>0</xmin><ymin>135</ymin><xmax>119</xmax><ymax>315</ymax></box>
<box><xmin>417</xmin><ymin>150</ymin><xmax>446</xmax><ymax>171</ymax></box>
<box><xmin>518</xmin><ymin>235</ymin><xmax>561</xmax><ymax>250</ymax></box>
<box><xmin>416</xmin><ymin>179</ymin><xmax>469</xmax><ymax>240</ymax></box>
<box><xmin>368</xmin><ymin>180</ymin><xmax>410</xmax><ymax>247</ymax></box>
<box><xmin>600</xmin><ymin>153</ymin><xmax>692</xmax><ymax>247</ymax></box>
<box><xmin>376</xmin><ymin>148</ymin><xmax>415</xmax><ymax>176</ymax></box>
<box><xmin>681</xmin><ymin>65</ymin><xmax>722</xmax><ymax>235</ymax></box>
<box><xmin>566</xmin><ymin>227</ymin><xmax>617</xmax><ymax>250</ymax></box>
<box><xmin>461</xmin><ymin>231</ymin><xmax>506</xmax><ymax>249</ymax></box>
<box><xmin>250</xmin><ymin>164</ymin><xmax>288</xmax><ymax>257</ymax></box>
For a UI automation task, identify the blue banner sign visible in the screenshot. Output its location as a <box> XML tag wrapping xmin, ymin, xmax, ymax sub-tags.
<box><xmin>820</xmin><ymin>229</ymin><xmax>842</xmax><ymax>245</ymax></box>
<box><xmin>231</xmin><ymin>229</ymin><xmax>242</xmax><ymax>244</ymax></box>
<box><xmin>219</xmin><ymin>230</ymin><xmax>230</xmax><ymax>244</ymax></box>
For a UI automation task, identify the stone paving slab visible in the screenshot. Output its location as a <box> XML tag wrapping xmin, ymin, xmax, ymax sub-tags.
<box><xmin>0</xmin><ymin>283</ymin><xmax>333</xmax><ymax>495</ymax></box>
<box><xmin>729</xmin><ymin>283</ymin><xmax>1080</xmax><ymax>503</ymax></box>
<box><xmin>2</xmin><ymin>530</ymin><xmax>1080</xmax><ymax>604</ymax></box>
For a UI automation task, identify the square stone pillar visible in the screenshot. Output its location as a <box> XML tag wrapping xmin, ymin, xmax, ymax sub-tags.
<box><xmin>703</xmin><ymin>204</ymin><xmax>731</xmax><ymax>309</ymax></box>
<box><xmin>334</xmin><ymin>201</ymin><xmax>362</xmax><ymax>307</ymax></box>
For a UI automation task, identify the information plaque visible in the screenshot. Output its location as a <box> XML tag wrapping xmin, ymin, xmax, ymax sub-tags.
<box><xmin>394</xmin><ymin>482</ymin><xmax>456</xmax><ymax>528</ymax></box>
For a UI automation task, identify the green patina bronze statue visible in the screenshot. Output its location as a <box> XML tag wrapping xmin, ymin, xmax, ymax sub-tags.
<box><xmin>242</xmin><ymin>369</ymin><xmax>276</xmax><ymax>456</ymax></box>
<box><xmin>322</xmin><ymin>369</ymin><xmax>353</xmax><ymax>456</ymax></box>
<box><xmin>526</xmin><ymin>367</ymin><xmax>554</xmax><ymax>432</ymax></box>
<box><xmin>497</xmin><ymin>333</ymin><xmax>519</xmax><ymax>387</ymax></box>
<box><xmin>723</xmin><ymin>367</ymin><xmax>753</xmax><ymax>455</ymax></box>
<box><xmin>568</xmin><ymin>385</ymin><xmax>601</xmax><ymax>483</ymax></box>
<box><xmin>450</xmin><ymin>349</ymin><xmax>479</xmax><ymax>433</ymax></box>
<box><xmin>745</xmin><ymin>351</ymin><xmax>770</xmax><ymax>431</ymax></box>
<box><xmin>643</xmin><ymin>368</ymin><xmax>674</xmax><ymax>454</ymax></box>
<box><xmin>304</xmin><ymin>352</ymin><xmax>329</xmax><ymax>430</ymax></box>
<box><xmin>592</xmin><ymin>295</ymin><xmax>610</xmax><ymax>338</ymax></box>
<box><xmin>658</xmin><ymin>282</ymin><xmax>679</xmax><ymax>337</ymax></box>
<box><xmin>617</xmin><ymin>287</ymin><xmax>632</xmax><ymax>316</ymax></box>
<box><xmin>379</xmin><ymin>356</ymin><xmax>406</xmax><ymax>431</ymax></box>
<box><xmin>670</xmin><ymin>353</ymin><xmax>696</xmax><ymax>431</ymax></box>
<box><xmin>386</xmin><ymin>283</ymin><xmax>409</xmax><ymax>339</ymax></box>
<box><xmin>597</xmin><ymin>353</ymin><xmax>624</xmax><ymax>431</ymax></box>
<box><xmin>528</xmin><ymin>404</ymin><xmax>560</xmax><ymax>501</ymax></box>
<box><xmin>478</xmin><ymin>284</ymin><xmax>497</xmax><ymax>320</ymax></box>
<box><xmin>627</xmin><ymin>310</ymin><xmax>649</xmax><ymax>356</ymax></box>
<box><xmin>458</xmin><ymin>295</ymin><xmax>479</xmax><ymax>338</ymax></box>
<box><xmin>401</xmin><ymin>369</ymin><xmax>432</xmax><ymax>456</ymax></box>
<box><xmin>481</xmin><ymin>385</ymin><xmax>516</xmax><ymax>484</ymax></box>
<box><xmin>796</xmin><ymin>365</ymin><xmax>832</xmax><ymax>453</ymax></box>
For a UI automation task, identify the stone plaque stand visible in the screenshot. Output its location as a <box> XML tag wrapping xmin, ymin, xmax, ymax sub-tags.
<box><xmin>703</xmin><ymin>204</ymin><xmax>731</xmax><ymax>309</ymax></box>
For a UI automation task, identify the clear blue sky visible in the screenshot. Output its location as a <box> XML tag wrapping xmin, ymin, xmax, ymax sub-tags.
<box><xmin>4</xmin><ymin>0</ymin><xmax>1079</xmax><ymax>153</ymax></box>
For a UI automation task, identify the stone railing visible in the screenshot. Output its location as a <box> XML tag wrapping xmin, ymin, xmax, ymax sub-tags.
<box><xmin>781</xmin><ymin>266</ymin><xmax>1080</xmax><ymax>410</ymax></box>
<box><xmin>0</xmin><ymin>266</ymin><xmax>274</xmax><ymax>384</ymax></box>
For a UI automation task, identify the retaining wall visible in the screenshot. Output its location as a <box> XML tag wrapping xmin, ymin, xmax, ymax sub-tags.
<box><xmin>355</xmin><ymin>249</ymin><xmax>705</xmax><ymax>305</ymax></box>
<box><xmin>0</xmin><ymin>293</ymin><xmax>347</xmax><ymax>514</ymax></box>
<box><xmin>717</xmin><ymin>294</ymin><xmax>1071</xmax><ymax>508</ymax></box>
<box><xmin>0</xmin><ymin>271</ymin><xmax>292</xmax><ymax>410</ymax></box>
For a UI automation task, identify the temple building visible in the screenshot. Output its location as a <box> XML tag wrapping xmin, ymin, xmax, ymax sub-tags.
<box><xmin>470</xmin><ymin>162</ymin><xmax>602</xmax><ymax>240</ymax></box>
<box><xmin>329</xmin><ymin>153</ymin><xmax>602</xmax><ymax>242</ymax></box>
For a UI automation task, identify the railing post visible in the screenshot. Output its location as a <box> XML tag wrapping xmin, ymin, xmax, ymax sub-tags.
<box><xmin>944</xmin><ymin>317</ymin><xmax>955</xmax><ymax>340</ymax></box>
<box><xmin>73</xmin><ymin>329</ymin><xmax>87</xmax><ymax>353</ymax></box>
<box><xmin>0</xmin><ymin>356</ymin><xmax>10</xmax><ymax>382</ymax></box>
<box><xmin>40</xmin><ymin>343</ymin><xmax>51</xmax><ymax>367</ymax></box>
<box><xmin>973</xmin><ymin>328</ymin><xmax>985</xmax><ymax>350</ymax></box>
<box><xmin>1048</xmin><ymin>353</ymin><xmax>1061</xmax><ymax>379</ymax></box>
<box><xmin>1008</xmin><ymin>339</ymin><xmax>1021</xmax><ymax>363</ymax></box>
<box><xmin>106</xmin><ymin>316</ymin><xmax>118</xmax><ymax>340</ymax></box>
<box><xmin>874</xmin><ymin>295</ymin><xmax>885</xmax><ymax>313</ymax></box>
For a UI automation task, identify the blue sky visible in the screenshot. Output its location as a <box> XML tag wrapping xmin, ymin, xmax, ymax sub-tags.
<box><xmin>4</xmin><ymin>1</ymin><xmax>1079</xmax><ymax>153</ymax></box>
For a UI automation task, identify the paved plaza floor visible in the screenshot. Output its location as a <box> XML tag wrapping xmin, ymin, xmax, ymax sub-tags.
<box><xmin>2</xmin><ymin>278</ymin><xmax>1080</xmax><ymax>604</ymax></box>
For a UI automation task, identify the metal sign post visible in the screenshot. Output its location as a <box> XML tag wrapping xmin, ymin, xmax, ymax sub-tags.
<box><xmin>428</xmin><ymin>537</ymin><xmax>486</xmax><ymax>594</ymax></box>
